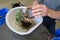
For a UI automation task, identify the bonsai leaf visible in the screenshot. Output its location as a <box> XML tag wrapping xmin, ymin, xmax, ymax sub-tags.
<box><xmin>16</xmin><ymin>9</ymin><xmax>23</xmax><ymax>22</ymax></box>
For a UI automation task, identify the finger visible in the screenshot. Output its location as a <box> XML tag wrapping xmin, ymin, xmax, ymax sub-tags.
<box><xmin>32</xmin><ymin>12</ymin><xmax>42</xmax><ymax>16</ymax></box>
<box><xmin>32</xmin><ymin>8</ymin><xmax>42</xmax><ymax>13</ymax></box>
<box><xmin>24</xmin><ymin>17</ymin><xmax>33</xmax><ymax>22</ymax></box>
<box><xmin>41</xmin><ymin>5</ymin><xmax>47</xmax><ymax>11</ymax></box>
<box><xmin>34</xmin><ymin>14</ymin><xmax>42</xmax><ymax>18</ymax></box>
<box><xmin>42</xmin><ymin>5</ymin><xmax>47</xmax><ymax>9</ymax></box>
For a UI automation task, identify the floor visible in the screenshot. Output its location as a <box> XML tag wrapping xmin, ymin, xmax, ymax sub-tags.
<box><xmin>0</xmin><ymin>0</ymin><xmax>34</xmax><ymax>9</ymax></box>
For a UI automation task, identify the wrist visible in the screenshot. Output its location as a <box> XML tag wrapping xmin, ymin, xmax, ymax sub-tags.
<box><xmin>47</xmin><ymin>8</ymin><xmax>56</xmax><ymax>19</ymax></box>
<box><xmin>47</xmin><ymin>8</ymin><xmax>53</xmax><ymax>17</ymax></box>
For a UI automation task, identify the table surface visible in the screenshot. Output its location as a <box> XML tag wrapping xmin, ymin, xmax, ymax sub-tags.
<box><xmin>0</xmin><ymin>23</ymin><xmax>50</xmax><ymax>40</ymax></box>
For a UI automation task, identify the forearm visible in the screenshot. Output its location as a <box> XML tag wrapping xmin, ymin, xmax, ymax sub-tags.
<box><xmin>48</xmin><ymin>8</ymin><xmax>60</xmax><ymax>20</ymax></box>
<box><xmin>32</xmin><ymin>0</ymin><xmax>60</xmax><ymax>20</ymax></box>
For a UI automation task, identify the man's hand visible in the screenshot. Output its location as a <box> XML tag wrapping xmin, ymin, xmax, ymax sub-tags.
<box><xmin>25</xmin><ymin>0</ymin><xmax>48</xmax><ymax>21</ymax></box>
<box><xmin>24</xmin><ymin>17</ymin><xmax>33</xmax><ymax>22</ymax></box>
<box><xmin>32</xmin><ymin>1</ymin><xmax>48</xmax><ymax>18</ymax></box>
<box><xmin>26</xmin><ymin>0</ymin><xmax>60</xmax><ymax>20</ymax></box>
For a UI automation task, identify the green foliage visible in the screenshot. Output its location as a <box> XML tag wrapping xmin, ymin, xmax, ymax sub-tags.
<box><xmin>16</xmin><ymin>9</ymin><xmax>23</xmax><ymax>23</ymax></box>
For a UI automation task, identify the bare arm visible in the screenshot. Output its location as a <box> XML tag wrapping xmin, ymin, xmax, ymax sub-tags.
<box><xmin>32</xmin><ymin>0</ymin><xmax>60</xmax><ymax>20</ymax></box>
<box><xmin>47</xmin><ymin>8</ymin><xmax>60</xmax><ymax>20</ymax></box>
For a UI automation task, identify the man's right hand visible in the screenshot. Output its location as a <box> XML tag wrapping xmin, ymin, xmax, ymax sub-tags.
<box><xmin>32</xmin><ymin>0</ymin><xmax>48</xmax><ymax>18</ymax></box>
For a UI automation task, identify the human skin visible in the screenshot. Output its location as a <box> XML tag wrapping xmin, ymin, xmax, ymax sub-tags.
<box><xmin>32</xmin><ymin>0</ymin><xmax>60</xmax><ymax>20</ymax></box>
<box><xmin>25</xmin><ymin>0</ymin><xmax>60</xmax><ymax>21</ymax></box>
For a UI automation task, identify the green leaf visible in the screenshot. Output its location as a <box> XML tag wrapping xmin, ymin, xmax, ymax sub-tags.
<box><xmin>16</xmin><ymin>9</ymin><xmax>24</xmax><ymax>23</ymax></box>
